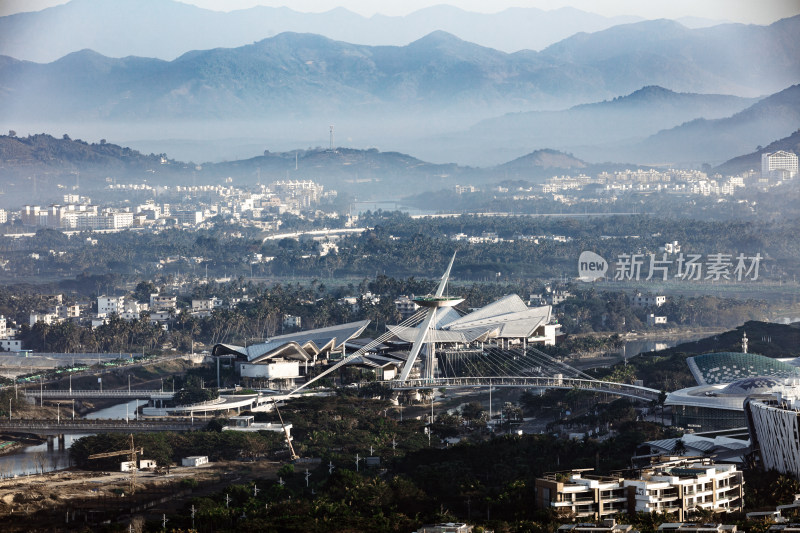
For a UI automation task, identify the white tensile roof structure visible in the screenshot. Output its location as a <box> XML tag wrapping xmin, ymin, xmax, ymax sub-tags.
<box><xmin>212</xmin><ymin>320</ymin><xmax>370</xmax><ymax>363</ymax></box>
<box><xmin>388</xmin><ymin>294</ymin><xmax>552</xmax><ymax>344</ymax></box>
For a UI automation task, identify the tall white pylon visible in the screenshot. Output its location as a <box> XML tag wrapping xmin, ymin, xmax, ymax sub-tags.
<box><xmin>398</xmin><ymin>252</ymin><xmax>463</xmax><ymax>381</ymax></box>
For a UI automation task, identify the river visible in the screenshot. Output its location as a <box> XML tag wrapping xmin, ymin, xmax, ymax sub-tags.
<box><xmin>0</xmin><ymin>399</ymin><xmax>148</xmax><ymax>478</ymax></box>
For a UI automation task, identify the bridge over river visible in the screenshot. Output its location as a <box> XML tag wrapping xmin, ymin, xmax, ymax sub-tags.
<box><xmin>0</xmin><ymin>418</ymin><xmax>199</xmax><ymax>436</ymax></box>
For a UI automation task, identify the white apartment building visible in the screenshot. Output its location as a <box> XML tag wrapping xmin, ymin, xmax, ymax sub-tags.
<box><xmin>536</xmin><ymin>459</ymin><xmax>743</xmax><ymax>522</ymax></box>
<box><xmin>52</xmin><ymin>304</ymin><xmax>81</xmax><ymax>320</ymax></box>
<box><xmin>119</xmin><ymin>301</ymin><xmax>148</xmax><ymax>321</ymax></box>
<box><xmin>648</xmin><ymin>314</ymin><xmax>668</xmax><ymax>326</ymax></box>
<box><xmin>0</xmin><ymin>315</ymin><xmax>20</xmax><ymax>350</ymax></box>
<box><xmin>632</xmin><ymin>293</ymin><xmax>666</xmax><ymax>307</ymax></box>
<box><xmin>29</xmin><ymin>311</ymin><xmax>60</xmax><ymax>326</ymax></box>
<box><xmin>394</xmin><ymin>295</ymin><xmax>420</xmax><ymax>319</ymax></box>
<box><xmin>173</xmin><ymin>210</ymin><xmax>205</xmax><ymax>225</ymax></box>
<box><xmin>535</xmin><ymin>469</ymin><xmax>630</xmax><ymax>520</ymax></box>
<box><xmin>283</xmin><ymin>315</ymin><xmax>301</xmax><ymax>329</ymax></box>
<box><xmin>191</xmin><ymin>297</ymin><xmax>224</xmax><ymax>316</ymax></box>
<box><xmin>762</xmin><ymin>151</ymin><xmax>798</xmax><ymax>180</ymax></box>
<box><xmin>98</xmin><ymin>295</ymin><xmax>125</xmax><ymax>317</ymax></box>
<box><xmin>625</xmin><ymin>459</ymin><xmax>743</xmax><ymax>520</ymax></box>
<box><xmin>150</xmin><ymin>294</ymin><xmax>177</xmax><ymax>312</ymax></box>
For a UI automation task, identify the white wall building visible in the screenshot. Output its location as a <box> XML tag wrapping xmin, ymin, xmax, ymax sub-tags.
<box><xmin>648</xmin><ymin>314</ymin><xmax>668</xmax><ymax>326</ymax></box>
<box><xmin>283</xmin><ymin>315</ymin><xmax>301</xmax><ymax>329</ymax></box>
<box><xmin>181</xmin><ymin>456</ymin><xmax>209</xmax><ymax>467</ymax></box>
<box><xmin>394</xmin><ymin>295</ymin><xmax>420</xmax><ymax>319</ymax></box>
<box><xmin>762</xmin><ymin>151</ymin><xmax>798</xmax><ymax>180</ymax></box>
<box><xmin>150</xmin><ymin>294</ymin><xmax>177</xmax><ymax>311</ymax></box>
<box><xmin>0</xmin><ymin>315</ymin><xmax>21</xmax><ymax>351</ymax></box>
<box><xmin>745</xmin><ymin>393</ymin><xmax>800</xmax><ymax>479</ymax></box>
<box><xmin>625</xmin><ymin>460</ymin><xmax>743</xmax><ymax>519</ymax></box>
<box><xmin>632</xmin><ymin>293</ymin><xmax>666</xmax><ymax>308</ymax></box>
<box><xmin>192</xmin><ymin>297</ymin><xmax>223</xmax><ymax>313</ymax></box>
<box><xmin>98</xmin><ymin>295</ymin><xmax>125</xmax><ymax>317</ymax></box>
<box><xmin>536</xmin><ymin>458</ymin><xmax>743</xmax><ymax>522</ymax></box>
<box><xmin>239</xmin><ymin>359</ymin><xmax>300</xmax><ymax>380</ymax></box>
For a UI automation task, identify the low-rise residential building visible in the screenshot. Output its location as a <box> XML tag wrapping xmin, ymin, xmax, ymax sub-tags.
<box><xmin>283</xmin><ymin>315</ymin><xmax>301</xmax><ymax>329</ymax></box>
<box><xmin>535</xmin><ymin>459</ymin><xmax>743</xmax><ymax>522</ymax></box>
<box><xmin>150</xmin><ymin>294</ymin><xmax>177</xmax><ymax>312</ymax></box>
<box><xmin>626</xmin><ymin>459</ymin><xmax>743</xmax><ymax>520</ymax></box>
<box><xmin>535</xmin><ymin>469</ymin><xmax>629</xmax><ymax>520</ymax></box>
<box><xmin>648</xmin><ymin>314</ymin><xmax>668</xmax><ymax>326</ymax></box>
<box><xmin>192</xmin><ymin>297</ymin><xmax>224</xmax><ymax>314</ymax></box>
<box><xmin>29</xmin><ymin>311</ymin><xmax>59</xmax><ymax>327</ymax></box>
<box><xmin>98</xmin><ymin>295</ymin><xmax>125</xmax><ymax>317</ymax></box>
<box><xmin>632</xmin><ymin>293</ymin><xmax>666</xmax><ymax>308</ymax></box>
<box><xmin>0</xmin><ymin>315</ymin><xmax>21</xmax><ymax>351</ymax></box>
<box><xmin>394</xmin><ymin>295</ymin><xmax>420</xmax><ymax>319</ymax></box>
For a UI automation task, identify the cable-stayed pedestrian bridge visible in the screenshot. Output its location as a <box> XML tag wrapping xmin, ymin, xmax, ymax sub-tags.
<box><xmin>379</xmin><ymin>376</ymin><xmax>660</xmax><ymax>401</ymax></box>
<box><xmin>288</xmin><ymin>253</ymin><xmax>658</xmax><ymax>402</ymax></box>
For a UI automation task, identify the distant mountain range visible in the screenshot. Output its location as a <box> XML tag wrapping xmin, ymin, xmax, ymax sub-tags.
<box><xmin>0</xmin><ymin>0</ymin><xmax>647</xmax><ymax>62</ymax></box>
<box><xmin>2</xmin><ymin>17</ymin><xmax>799</xmax><ymax>124</ymax></box>
<box><xmin>1</xmin><ymin>13</ymin><xmax>798</xmax><ymax>169</ymax></box>
<box><xmin>433</xmin><ymin>86</ymin><xmax>758</xmax><ymax>165</ymax></box>
<box><xmin>629</xmin><ymin>84</ymin><xmax>800</xmax><ymax>165</ymax></box>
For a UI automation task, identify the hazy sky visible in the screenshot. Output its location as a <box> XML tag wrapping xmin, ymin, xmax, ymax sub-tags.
<box><xmin>1</xmin><ymin>0</ymin><xmax>799</xmax><ymax>24</ymax></box>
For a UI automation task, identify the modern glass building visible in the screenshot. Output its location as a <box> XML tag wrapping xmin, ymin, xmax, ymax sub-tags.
<box><xmin>667</xmin><ymin>352</ymin><xmax>800</xmax><ymax>431</ymax></box>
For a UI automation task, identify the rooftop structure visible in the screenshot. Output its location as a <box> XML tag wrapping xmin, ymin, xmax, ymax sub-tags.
<box><xmin>687</xmin><ymin>352</ymin><xmax>800</xmax><ymax>385</ymax></box>
<box><xmin>667</xmin><ymin>349</ymin><xmax>800</xmax><ymax>431</ymax></box>
<box><xmin>212</xmin><ymin>320</ymin><xmax>370</xmax><ymax>388</ymax></box>
<box><xmin>389</xmin><ymin>295</ymin><xmax>556</xmax><ymax>347</ymax></box>
<box><xmin>636</xmin><ymin>434</ymin><xmax>749</xmax><ymax>464</ymax></box>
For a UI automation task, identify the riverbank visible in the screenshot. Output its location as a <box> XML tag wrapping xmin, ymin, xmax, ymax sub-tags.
<box><xmin>0</xmin><ymin>440</ymin><xmax>24</xmax><ymax>457</ymax></box>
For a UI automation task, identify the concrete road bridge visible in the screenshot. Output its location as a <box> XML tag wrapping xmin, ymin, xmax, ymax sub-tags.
<box><xmin>23</xmin><ymin>389</ymin><xmax>174</xmax><ymax>401</ymax></box>
<box><xmin>0</xmin><ymin>418</ymin><xmax>199</xmax><ymax>436</ymax></box>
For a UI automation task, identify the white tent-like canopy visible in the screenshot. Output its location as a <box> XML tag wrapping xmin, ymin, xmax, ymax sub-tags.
<box><xmin>212</xmin><ymin>320</ymin><xmax>370</xmax><ymax>363</ymax></box>
<box><xmin>388</xmin><ymin>294</ymin><xmax>553</xmax><ymax>345</ymax></box>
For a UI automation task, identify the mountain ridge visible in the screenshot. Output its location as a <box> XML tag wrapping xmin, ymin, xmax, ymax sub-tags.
<box><xmin>0</xmin><ymin>0</ymin><xmax>644</xmax><ymax>62</ymax></box>
<box><xmin>2</xmin><ymin>19</ymin><xmax>798</xmax><ymax>124</ymax></box>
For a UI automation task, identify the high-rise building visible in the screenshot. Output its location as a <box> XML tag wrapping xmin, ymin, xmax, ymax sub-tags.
<box><xmin>745</xmin><ymin>392</ymin><xmax>800</xmax><ymax>478</ymax></box>
<box><xmin>761</xmin><ymin>151</ymin><xmax>798</xmax><ymax>180</ymax></box>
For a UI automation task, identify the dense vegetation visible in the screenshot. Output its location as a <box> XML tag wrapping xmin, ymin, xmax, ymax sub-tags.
<box><xmin>61</xmin><ymin>393</ymin><xmax>800</xmax><ymax>532</ymax></box>
<box><xmin>3</xmin><ymin>212</ymin><xmax>800</xmax><ymax>282</ymax></box>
